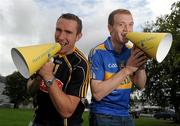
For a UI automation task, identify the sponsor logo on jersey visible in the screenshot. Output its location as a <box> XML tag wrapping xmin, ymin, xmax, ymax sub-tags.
<box><xmin>108</xmin><ymin>63</ymin><xmax>118</xmax><ymax>68</ymax></box>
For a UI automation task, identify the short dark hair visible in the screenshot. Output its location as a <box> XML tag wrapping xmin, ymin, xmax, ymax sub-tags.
<box><xmin>58</xmin><ymin>13</ymin><xmax>82</xmax><ymax>34</ymax></box>
<box><xmin>108</xmin><ymin>9</ymin><xmax>132</xmax><ymax>26</ymax></box>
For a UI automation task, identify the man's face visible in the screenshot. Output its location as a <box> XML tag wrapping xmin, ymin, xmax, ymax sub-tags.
<box><xmin>55</xmin><ymin>18</ymin><xmax>81</xmax><ymax>55</ymax></box>
<box><xmin>109</xmin><ymin>13</ymin><xmax>134</xmax><ymax>45</ymax></box>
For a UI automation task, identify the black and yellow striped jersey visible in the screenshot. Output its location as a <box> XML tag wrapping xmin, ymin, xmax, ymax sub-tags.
<box><xmin>34</xmin><ymin>47</ymin><xmax>90</xmax><ymax>126</ymax></box>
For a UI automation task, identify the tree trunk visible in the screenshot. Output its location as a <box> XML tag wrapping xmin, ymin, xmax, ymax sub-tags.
<box><xmin>13</xmin><ymin>102</ymin><xmax>19</xmax><ymax>109</ymax></box>
<box><xmin>174</xmin><ymin>94</ymin><xmax>180</xmax><ymax>123</ymax></box>
<box><xmin>177</xmin><ymin>110</ymin><xmax>180</xmax><ymax>123</ymax></box>
<box><xmin>175</xmin><ymin>107</ymin><xmax>180</xmax><ymax>123</ymax></box>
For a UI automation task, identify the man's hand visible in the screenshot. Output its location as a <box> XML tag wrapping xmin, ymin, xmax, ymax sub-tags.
<box><xmin>38</xmin><ymin>61</ymin><xmax>55</xmax><ymax>80</ymax></box>
<box><xmin>126</xmin><ymin>46</ymin><xmax>147</xmax><ymax>74</ymax></box>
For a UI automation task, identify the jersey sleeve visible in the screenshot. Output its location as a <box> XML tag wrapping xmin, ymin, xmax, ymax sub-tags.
<box><xmin>88</xmin><ymin>48</ymin><xmax>104</xmax><ymax>80</ymax></box>
<box><xmin>66</xmin><ymin>63</ymin><xmax>89</xmax><ymax>98</ymax></box>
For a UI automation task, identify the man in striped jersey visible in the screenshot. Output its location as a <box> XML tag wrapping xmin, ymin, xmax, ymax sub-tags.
<box><xmin>27</xmin><ymin>13</ymin><xmax>89</xmax><ymax>126</ymax></box>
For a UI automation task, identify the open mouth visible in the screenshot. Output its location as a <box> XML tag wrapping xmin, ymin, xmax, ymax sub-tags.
<box><xmin>57</xmin><ymin>41</ymin><xmax>69</xmax><ymax>47</ymax></box>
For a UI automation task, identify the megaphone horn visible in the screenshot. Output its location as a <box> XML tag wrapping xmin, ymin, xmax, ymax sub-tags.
<box><xmin>126</xmin><ymin>32</ymin><xmax>173</xmax><ymax>63</ymax></box>
<box><xmin>11</xmin><ymin>43</ymin><xmax>61</xmax><ymax>79</ymax></box>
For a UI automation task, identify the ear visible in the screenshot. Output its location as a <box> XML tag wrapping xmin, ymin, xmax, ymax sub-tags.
<box><xmin>108</xmin><ymin>24</ymin><xmax>113</xmax><ymax>34</ymax></box>
<box><xmin>76</xmin><ymin>33</ymin><xmax>82</xmax><ymax>42</ymax></box>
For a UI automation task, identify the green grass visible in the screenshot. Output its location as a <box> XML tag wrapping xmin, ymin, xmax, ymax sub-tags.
<box><xmin>83</xmin><ymin>111</ymin><xmax>89</xmax><ymax>125</ymax></box>
<box><xmin>0</xmin><ymin>108</ymin><xmax>33</xmax><ymax>126</ymax></box>
<box><xmin>0</xmin><ymin>108</ymin><xmax>179</xmax><ymax>126</ymax></box>
<box><xmin>135</xmin><ymin>117</ymin><xmax>179</xmax><ymax>126</ymax></box>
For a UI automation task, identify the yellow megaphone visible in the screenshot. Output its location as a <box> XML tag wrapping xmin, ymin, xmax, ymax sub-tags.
<box><xmin>126</xmin><ymin>32</ymin><xmax>173</xmax><ymax>63</ymax></box>
<box><xmin>11</xmin><ymin>43</ymin><xmax>61</xmax><ymax>79</ymax></box>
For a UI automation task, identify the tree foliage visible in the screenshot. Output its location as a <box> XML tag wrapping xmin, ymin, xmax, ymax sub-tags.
<box><xmin>3</xmin><ymin>71</ymin><xmax>29</xmax><ymax>108</ymax></box>
<box><xmin>142</xmin><ymin>1</ymin><xmax>180</xmax><ymax>122</ymax></box>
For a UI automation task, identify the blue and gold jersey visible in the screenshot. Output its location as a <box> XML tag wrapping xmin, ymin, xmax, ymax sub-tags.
<box><xmin>88</xmin><ymin>37</ymin><xmax>132</xmax><ymax>116</ymax></box>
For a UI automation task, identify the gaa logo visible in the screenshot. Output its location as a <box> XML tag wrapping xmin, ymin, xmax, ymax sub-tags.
<box><xmin>108</xmin><ymin>63</ymin><xmax>118</xmax><ymax>68</ymax></box>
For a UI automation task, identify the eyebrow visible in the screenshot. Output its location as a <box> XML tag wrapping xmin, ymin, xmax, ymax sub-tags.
<box><xmin>56</xmin><ymin>28</ymin><xmax>73</xmax><ymax>34</ymax></box>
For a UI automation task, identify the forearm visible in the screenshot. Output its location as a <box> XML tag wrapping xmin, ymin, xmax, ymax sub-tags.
<box><xmin>91</xmin><ymin>67</ymin><xmax>132</xmax><ymax>101</ymax></box>
<box><xmin>133</xmin><ymin>69</ymin><xmax>147</xmax><ymax>90</ymax></box>
<box><xmin>48</xmin><ymin>81</ymin><xmax>80</xmax><ymax>118</ymax></box>
<box><xmin>27</xmin><ymin>76</ymin><xmax>40</xmax><ymax>95</ymax></box>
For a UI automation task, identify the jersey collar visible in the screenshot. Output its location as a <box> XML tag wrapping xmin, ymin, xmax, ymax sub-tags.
<box><xmin>104</xmin><ymin>37</ymin><xmax>130</xmax><ymax>53</ymax></box>
<box><xmin>104</xmin><ymin>37</ymin><xmax>114</xmax><ymax>51</ymax></box>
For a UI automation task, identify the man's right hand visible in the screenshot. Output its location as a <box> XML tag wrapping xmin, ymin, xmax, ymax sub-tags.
<box><xmin>126</xmin><ymin>46</ymin><xmax>147</xmax><ymax>74</ymax></box>
<box><xmin>38</xmin><ymin>61</ymin><xmax>55</xmax><ymax>81</ymax></box>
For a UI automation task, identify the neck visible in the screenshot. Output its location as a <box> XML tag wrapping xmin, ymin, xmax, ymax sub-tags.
<box><xmin>111</xmin><ymin>38</ymin><xmax>124</xmax><ymax>54</ymax></box>
<box><xmin>58</xmin><ymin>48</ymin><xmax>74</xmax><ymax>56</ymax></box>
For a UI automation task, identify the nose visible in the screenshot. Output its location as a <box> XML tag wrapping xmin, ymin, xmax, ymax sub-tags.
<box><xmin>56</xmin><ymin>31</ymin><xmax>65</xmax><ymax>41</ymax></box>
<box><xmin>123</xmin><ymin>25</ymin><xmax>129</xmax><ymax>32</ymax></box>
<box><xmin>59</xmin><ymin>32</ymin><xmax>66</xmax><ymax>40</ymax></box>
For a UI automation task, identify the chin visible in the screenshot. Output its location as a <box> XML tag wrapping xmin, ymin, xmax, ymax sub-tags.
<box><xmin>58</xmin><ymin>49</ymin><xmax>64</xmax><ymax>54</ymax></box>
<box><xmin>123</xmin><ymin>39</ymin><xmax>128</xmax><ymax>43</ymax></box>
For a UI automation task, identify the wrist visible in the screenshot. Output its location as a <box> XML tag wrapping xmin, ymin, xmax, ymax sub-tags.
<box><xmin>43</xmin><ymin>74</ymin><xmax>54</xmax><ymax>81</ymax></box>
<box><xmin>44</xmin><ymin>76</ymin><xmax>56</xmax><ymax>88</ymax></box>
<box><xmin>123</xmin><ymin>67</ymin><xmax>132</xmax><ymax>76</ymax></box>
<box><xmin>124</xmin><ymin>66</ymin><xmax>138</xmax><ymax>75</ymax></box>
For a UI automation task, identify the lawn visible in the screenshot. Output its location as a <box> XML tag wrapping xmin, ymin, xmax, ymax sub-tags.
<box><xmin>0</xmin><ymin>108</ymin><xmax>179</xmax><ymax>126</ymax></box>
<box><xmin>135</xmin><ymin>117</ymin><xmax>179</xmax><ymax>126</ymax></box>
<box><xmin>0</xmin><ymin>108</ymin><xmax>33</xmax><ymax>126</ymax></box>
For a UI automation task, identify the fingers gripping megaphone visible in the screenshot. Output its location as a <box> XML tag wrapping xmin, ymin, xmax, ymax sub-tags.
<box><xmin>126</xmin><ymin>32</ymin><xmax>173</xmax><ymax>63</ymax></box>
<box><xmin>11</xmin><ymin>43</ymin><xmax>61</xmax><ymax>79</ymax></box>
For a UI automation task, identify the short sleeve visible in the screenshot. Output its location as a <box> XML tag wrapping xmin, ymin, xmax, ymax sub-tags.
<box><xmin>88</xmin><ymin>48</ymin><xmax>104</xmax><ymax>80</ymax></box>
<box><xmin>66</xmin><ymin>64</ymin><xmax>88</xmax><ymax>98</ymax></box>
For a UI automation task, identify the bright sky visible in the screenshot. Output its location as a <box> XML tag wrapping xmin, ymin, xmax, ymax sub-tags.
<box><xmin>0</xmin><ymin>0</ymin><xmax>178</xmax><ymax>76</ymax></box>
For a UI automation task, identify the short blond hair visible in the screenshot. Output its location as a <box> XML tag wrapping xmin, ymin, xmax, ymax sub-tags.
<box><xmin>108</xmin><ymin>9</ymin><xmax>132</xmax><ymax>26</ymax></box>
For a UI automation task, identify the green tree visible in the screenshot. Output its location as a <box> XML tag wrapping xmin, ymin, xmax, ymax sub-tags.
<box><xmin>3</xmin><ymin>71</ymin><xmax>29</xmax><ymax>108</ymax></box>
<box><xmin>142</xmin><ymin>1</ymin><xmax>180</xmax><ymax>122</ymax></box>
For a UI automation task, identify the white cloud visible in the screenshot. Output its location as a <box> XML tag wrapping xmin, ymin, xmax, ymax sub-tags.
<box><xmin>0</xmin><ymin>0</ymin><xmax>178</xmax><ymax>76</ymax></box>
<box><xmin>146</xmin><ymin>0</ymin><xmax>178</xmax><ymax>17</ymax></box>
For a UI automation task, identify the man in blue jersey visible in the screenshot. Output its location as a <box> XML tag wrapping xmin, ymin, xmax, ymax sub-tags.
<box><xmin>88</xmin><ymin>9</ymin><xmax>147</xmax><ymax>126</ymax></box>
